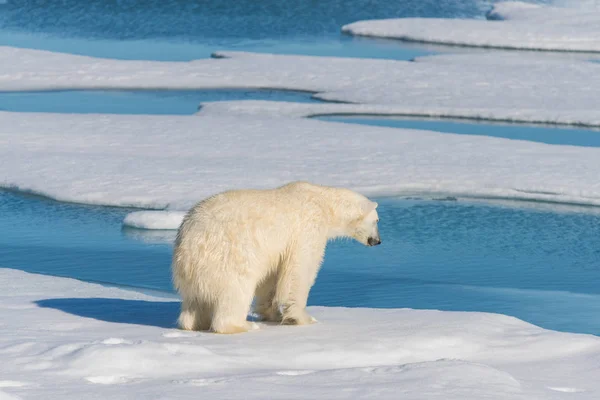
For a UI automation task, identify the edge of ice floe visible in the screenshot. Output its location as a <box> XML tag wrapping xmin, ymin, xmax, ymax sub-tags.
<box><xmin>484</xmin><ymin>1</ymin><xmax>543</xmax><ymax>21</ymax></box>
<box><xmin>341</xmin><ymin>2</ymin><xmax>600</xmax><ymax>54</ymax></box>
<box><xmin>196</xmin><ymin>100</ymin><xmax>600</xmax><ymax>129</ymax></box>
<box><xmin>340</xmin><ymin>27</ymin><xmax>600</xmax><ymax>54</ymax></box>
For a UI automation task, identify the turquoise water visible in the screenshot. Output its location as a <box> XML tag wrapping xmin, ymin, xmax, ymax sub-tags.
<box><xmin>0</xmin><ymin>31</ymin><xmax>439</xmax><ymax>62</ymax></box>
<box><xmin>319</xmin><ymin>117</ymin><xmax>600</xmax><ymax>147</ymax></box>
<box><xmin>0</xmin><ymin>89</ymin><xmax>319</xmax><ymax>115</ymax></box>
<box><xmin>3</xmin><ymin>190</ymin><xmax>600</xmax><ymax>335</ymax></box>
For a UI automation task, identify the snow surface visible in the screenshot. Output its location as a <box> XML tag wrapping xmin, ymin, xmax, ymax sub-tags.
<box><xmin>2</xmin><ymin>47</ymin><xmax>600</xmax><ymax>126</ymax></box>
<box><xmin>342</xmin><ymin>1</ymin><xmax>600</xmax><ymax>53</ymax></box>
<box><xmin>1</xmin><ymin>267</ymin><xmax>600</xmax><ymax>399</ymax></box>
<box><xmin>3</xmin><ymin>111</ymin><xmax>600</xmax><ymax>229</ymax></box>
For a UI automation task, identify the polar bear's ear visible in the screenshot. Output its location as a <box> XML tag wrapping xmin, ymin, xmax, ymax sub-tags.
<box><xmin>361</xmin><ymin>200</ymin><xmax>378</xmax><ymax>215</ymax></box>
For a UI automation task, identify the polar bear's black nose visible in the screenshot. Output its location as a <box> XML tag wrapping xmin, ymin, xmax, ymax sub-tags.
<box><xmin>368</xmin><ymin>237</ymin><xmax>381</xmax><ymax>246</ymax></box>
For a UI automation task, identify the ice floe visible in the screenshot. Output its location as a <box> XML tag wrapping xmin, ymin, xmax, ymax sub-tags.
<box><xmin>1</xmin><ymin>268</ymin><xmax>599</xmax><ymax>399</ymax></box>
<box><xmin>342</xmin><ymin>1</ymin><xmax>600</xmax><ymax>53</ymax></box>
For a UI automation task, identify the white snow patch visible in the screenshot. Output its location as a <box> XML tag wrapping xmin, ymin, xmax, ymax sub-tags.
<box><xmin>557</xmin><ymin>0</ymin><xmax>600</xmax><ymax>9</ymax></box>
<box><xmin>548</xmin><ymin>386</ymin><xmax>585</xmax><ymax>393</ymax></box>
<box><xmin>485</xmin><ymin>1</ymin><xmax>547</xmax><ymax>21</ymax></box>
<box><xmin>276</xmin><ymin>370</ymin><xmax>316</xmax><ymax>376</ymax></box>
<box><xmin>0</xmin><ymin>392</ymin><xmax>21</xmax><ymax>400</ymax></box>
<box><xmin>85</xmin><ymin>375</ymin><xmax>133</xmax><ymax>385</ymax></box>
<box><xmin>162</xmin><ymin>331</ymin><xmax>198</xmax><ymax>338</ymax></box>
<box><xmin>342</xmin><ymin>1</ymin><xmax>600</xmax><ymax>53</ymax></box>
<box><xmin>0</xmin><ymin>382</ymin><xmax>27</xmax><ymax>388</ymax></box>
<box><xmin>1</xmin><ymin>268</ymin><xmax>600</xmax><ymax>399</ymax></box>
<box><xmin>1</xmin><ymin>47</ymin><xmax>600</xmax><ymax>126</ymax></box>
<box><xmin>100</xmin><ymin>338</ymin><xmax>132</xmax><ymax>345</ymax></box>
<box><xmin>122</xmin><ymin>211</ymin><xmax>186</xmax><ymax>230</ymax></box>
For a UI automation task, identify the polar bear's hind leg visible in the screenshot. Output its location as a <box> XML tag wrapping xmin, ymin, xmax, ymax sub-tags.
<box><xmin>211</xmin><ymin>281</ymin><xmax>259</xmax><ymax>334</ymax></box>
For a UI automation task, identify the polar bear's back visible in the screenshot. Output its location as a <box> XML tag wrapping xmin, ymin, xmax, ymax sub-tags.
<box><xmin>183</xmin><ymin>187</ymin><xmax>304</xmax><ymax>233</ymax></box>
<box><xmin>182</xmin><ymin>182</ymin><xmax>332</xmax><ymax>233</ymax></box>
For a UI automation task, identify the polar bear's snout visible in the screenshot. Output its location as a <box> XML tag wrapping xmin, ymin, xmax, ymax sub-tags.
<box><xmin>367</xmin><ymin>236</ymin><xmax>381</xmax><ymax>246</ymax></box>
<box><xmin>362</xmin><ymin>207</ymin><xmax>381</xmax><ymax>247</ymax></box>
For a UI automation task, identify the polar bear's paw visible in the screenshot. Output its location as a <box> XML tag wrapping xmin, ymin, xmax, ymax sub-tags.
<box><xmin>248</xmin><ymin>321</ymin><xmax>260</xmax><ymax>331</ymax></box>
<box><xmin>213</xmin><ymin>321</ymin><xmax>260</xmax><ymax>334</ymax></box>
<box><xmin>282</xmin><ymin>311</ymin><xmax>318</xmax><ymax>326</ymax></box>
<box><xmin>255</xmin><ymin>309</ymin><xmax>283</xmax><ymax>323</ymax></box>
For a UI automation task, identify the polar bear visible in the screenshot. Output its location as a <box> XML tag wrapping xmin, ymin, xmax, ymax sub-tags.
<box><xmin>171</xmin><ymin>181</ymin><xmax>381</xmax><ymax>334</ymax></box>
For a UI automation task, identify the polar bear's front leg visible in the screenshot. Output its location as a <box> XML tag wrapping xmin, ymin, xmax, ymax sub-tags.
<box><xmin>276</xmin><ymin>242</ymin><xmax>325</xmax><ymax>326</ymax></box>
<box><xmin>178</xmin><ymin>297</ymin><xmax>212</xmax><ymax>331</ymax></box>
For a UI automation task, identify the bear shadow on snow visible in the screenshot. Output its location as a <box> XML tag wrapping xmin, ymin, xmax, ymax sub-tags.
<box><xmin>34</xmin><ymin>298</ymin><xmax>267</xmax><ymax>329</ymax></box>
<box><xmin>35</xmin><ymin>298</ymin><xmax>181</xmax><ymax>329</ymax></box>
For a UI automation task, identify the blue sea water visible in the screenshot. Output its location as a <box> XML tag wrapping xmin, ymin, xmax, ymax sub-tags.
<box><xmin>0</xmin><ymin>0</ymin><xmax>485</xmax><ymax>41</ymax></box>
<box><xmin>0</xmin><ymin>0</ymin><xmax>481</xmax><ymax>60</ymax></box>
<box><xmin>3</xmin><ymin>190</ymin><xmax>600</xmax><ymax>335</ymax></box>
<box><xmin>0</xmin><ymin>31</ymin><xmax>439</xmax><ymax>61</ymax></box>
<box><xmin>0</xmin><ymin>89</ymin><xmax>319</xmax><ymax>115</ymax></box>
<box><xmin>318</xmin><ymin>116</ymin><xmax>600</xmax><ymax>147</ymax></box>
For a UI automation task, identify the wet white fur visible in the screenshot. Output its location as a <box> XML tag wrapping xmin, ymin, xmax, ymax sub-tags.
<box><xmin>171</xmin><ymin>181</ymin><xmax>380</xmax><ymax>334</ymax></box>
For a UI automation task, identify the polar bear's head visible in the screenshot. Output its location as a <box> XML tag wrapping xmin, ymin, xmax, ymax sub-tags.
<box><xmin>330</xmin><ymin>191</ymin><xmax>381</xmax><ymax>246</ymax></box>
<box><xmin>351</xmin><ymin>199</ymin><xmax>381</xmax><ymax>247</ymax></box>
<box><xmin>290</xmin><ymin>182</ymin><xmax>382</xmax><ymax>247</ymax></box>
